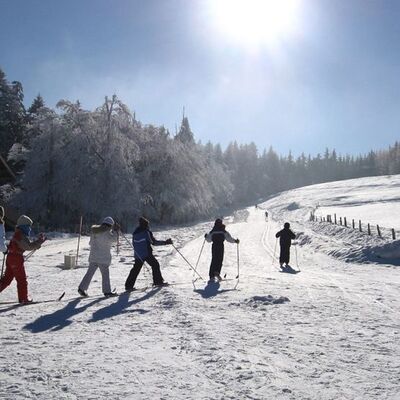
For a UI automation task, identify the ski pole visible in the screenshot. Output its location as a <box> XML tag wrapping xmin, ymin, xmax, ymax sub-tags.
<box><xmin>295</xmin><ymin>244</ymin><xmax>300</xmax><ymax>272</ymax></box>
<box><xmin>172</xmin><ymin>244</ymin><xmax>204</xmax><ymax>281</ymax></box>
<box><xmin>117</xmin><ymin>229</ymin><xmax>120</xmax><ymax>255</ymax></box>
<box><xmin>0</xmin><ymin>252</ymin><xmax>5</xmax><ymax>279</ymax></box>
<box><xmin>236</xmin><ymin>242</ymin><xmax>240</xmax><ymax>279</ymax></box>
<box><xmin>272</xmin><ymin>238</ymin><xmax>277</xmax><ymax>263</ymax></box>
<box><xmin>25</xmin><ymin>249</ymin><xmax>36</xmax><ymax>261</ymax></box>
<box><xmin>192</xmin><ymin>238</ymin><xmax>206</xmax><ymax>281</ymax></box>
<box><xmin>75</xmin><ymin>216</ymin><xmax>83</xmax><ymax>267</ymax></box>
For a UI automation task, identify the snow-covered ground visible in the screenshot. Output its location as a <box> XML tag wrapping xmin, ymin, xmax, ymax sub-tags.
<box><xmin>1</xmin><ymin>175</ymin><xmax>399</xmax><ymax>399</ymax></box>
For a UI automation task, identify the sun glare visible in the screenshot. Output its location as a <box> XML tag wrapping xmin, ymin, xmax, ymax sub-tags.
<box><xmin>209</xmin><ymin>0</ymin><xmax>301</xmax><ymax>48</ymax></box>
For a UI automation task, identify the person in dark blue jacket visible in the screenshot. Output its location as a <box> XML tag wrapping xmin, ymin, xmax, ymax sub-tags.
<box><xmin>205</xmin><ymin>218</ymin><xmax>239</xmax><ymax>281</ymax></box>
<box><xmin>275</xmin><ymin>222</ymin><xmax>296</xmax><ymax>269</ymax></box>
<box><xmin>125</xmin><ymin>217</ymin><xmax>172</xmax><ymax>290</ymax></box>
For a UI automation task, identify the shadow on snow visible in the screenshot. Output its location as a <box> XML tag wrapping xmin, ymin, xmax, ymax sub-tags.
<box><xmin>23</xmin><ymin>288</ymin><xmax>161</xmax><ymax>333</ymax></box>
<box><xmin>194</xmin><ymin>281</ymin><xmax>236</xmax><ymax>299</ymax></box>
<box><xmin>88</xmin><ymin>287</ymin><xmax>161</xmax><ymax>323</ymax></box>
<box><xmin>23</xmin><ymin>297</ymin><xmax>104</xmax><ymax>333</ymax></box>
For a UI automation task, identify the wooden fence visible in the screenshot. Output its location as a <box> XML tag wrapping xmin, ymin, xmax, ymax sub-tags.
<box><xmin>310</xmin><ymin>211</ymin><xmax>397</xmax><ymax>240</ymax></box>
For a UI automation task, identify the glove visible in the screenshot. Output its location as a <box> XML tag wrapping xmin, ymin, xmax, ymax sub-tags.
<box><xmin>165</xmin><ymin>238</ymin><xmax>173</xmax><ymax>245</ymax></box>
<box><xmin>236</xmin><ymin>239</ymin><xmax>240</xmax><ymax>244</ymax></box>
<box><xmin>113</xmin><ymin>223</ymin><xmax>121</xmax><ymax>232</ymax></box>
<box><xmin>38</xmin><ymin>233</ymin><xmax>46</xmax><ymax>243</ymax></box>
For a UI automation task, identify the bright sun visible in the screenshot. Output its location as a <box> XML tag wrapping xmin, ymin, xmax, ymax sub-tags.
<box><xmin>209</xmin><ymin>0</ymin><xmax>301</xmax><ymax>47</ymax></box>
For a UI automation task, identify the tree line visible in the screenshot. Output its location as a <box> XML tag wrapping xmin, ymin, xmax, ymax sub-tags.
<box><xmin>1</xmin><ymin>67</ymin><xmax>399</xmax><ymax>228</ymax></box>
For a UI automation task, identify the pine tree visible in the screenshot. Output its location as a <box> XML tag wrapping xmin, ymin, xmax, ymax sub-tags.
<box><xmin>175</xmin><ymin>115</ymin><xmax>195</xmax><ymax>144</ymax></box>
<box><xmin>0</xmin><ymin>68</ymin><xmax>26</xmax><ymax>158</ymax></box>
<box><xmin>28</xmin><ymin>94</ymin><xmax>45</xmax><ymax>115</ymax></box>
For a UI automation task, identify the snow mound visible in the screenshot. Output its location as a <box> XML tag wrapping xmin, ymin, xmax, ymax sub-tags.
<box><xmin>294</xmin><ymin>231</ymin><xmax>312</xmax><ymax>246</ymax></box>
<box><xmin>246</xmin><ymin>295</ymin><xmax>290</xmax><ymax>306</ymax></box>
<box><xmin>286</xmin><ymin>201</ymin><xmax>300</xmax><ymax>211</ymax></box>
<box><xmin>372</xmin><ymin>239</ymin><xmax>400</xmax><ymax>259</ymax></box>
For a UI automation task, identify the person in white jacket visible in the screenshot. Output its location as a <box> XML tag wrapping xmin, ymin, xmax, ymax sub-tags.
<box><xmin>0</xmin><ymin>206</ymin><xmax>7</xmax><ymax>254</ymax></box>
<box><xmin>78</xmin><ymin>217</ymin><xmax>119</xmax><ymax>297</ymax></box>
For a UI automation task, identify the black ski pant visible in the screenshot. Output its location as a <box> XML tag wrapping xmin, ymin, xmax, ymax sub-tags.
<box><xmin>209</xmin><ymin>244</ymin><xmax>224</xmax><ymax>278</ymax></box>
<box><xmin>279</xmin><ymin>245</ymin><xmax>291</xmax><ymax>265</ymax></box>
<box><xmin>125</xmin><ymin>254</ymin><xmax>164</xmax><ymax>289</ymax></box>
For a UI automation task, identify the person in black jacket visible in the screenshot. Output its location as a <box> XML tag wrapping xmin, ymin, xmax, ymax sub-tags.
<box><xmin>205</xmin><ymin>218</ymin><xmax>239</xmax><ymax>281</ymax></box>
<box><xmin>275</xmin><ymin>222</ymin><xmax>296</xmax><ymax>269</ymax></box>
<box><xmin>125</xmin><ymin>217</ymin><xmax>172</xmax><ymax>290</ymax></box>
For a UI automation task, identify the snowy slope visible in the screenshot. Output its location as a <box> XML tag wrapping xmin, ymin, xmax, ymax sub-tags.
<box><xmin>1</xmin><ymin>175</ymin><xmax>400</xmax><ymax>400</ymax></box>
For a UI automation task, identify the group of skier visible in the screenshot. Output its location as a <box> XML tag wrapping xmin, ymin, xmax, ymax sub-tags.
<box><xmin>0</xmin><ymin>205</ymin><xmax>296</xmax><ymax>303</ymax></box>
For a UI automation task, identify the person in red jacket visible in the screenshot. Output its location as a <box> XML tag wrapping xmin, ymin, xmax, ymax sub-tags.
<box><xmin>0</xmin><ymin>215</ymin><xmax>45</xmax><ymax>304</ymax></box>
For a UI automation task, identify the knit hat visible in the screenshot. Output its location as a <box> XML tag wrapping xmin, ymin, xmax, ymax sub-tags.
<box><xmin>139</xmin><ymin>216</ymin><xmax>149</xmax><ymax>228</ymax></box>
<box><xmin>102</xmin><ymin>216</ymin><xmax>114</xmax><ymax>226</ymax></box>
<box><xmin>17</xmin><ymin>215</ymin><xmax>33</xmax><ymax>226</ymax></box>
<box><xmin>284</xmin><ymin>222</ymin><xmax>290</xmax><ymax>229</ymax></box>
<box><xmin>215</xmin><ymin>218</ymin><xmax>223</xmax><ymax>226</ymax></box>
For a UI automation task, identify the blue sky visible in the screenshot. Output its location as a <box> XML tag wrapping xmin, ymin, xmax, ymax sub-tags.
<box><xmin>1</xmin><ymin>0</ymin><xmax>400</xmax><ymax>156</ymax></box>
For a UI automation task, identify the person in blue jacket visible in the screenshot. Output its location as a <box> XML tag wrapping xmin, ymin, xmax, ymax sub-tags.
<box><xmin>125</xmin><ymin>217</ymin><xmax>172</xmax><ymax>290</ymax></box>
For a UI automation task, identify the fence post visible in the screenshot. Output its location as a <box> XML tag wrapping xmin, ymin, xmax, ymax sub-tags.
<box><xmin>344</xmin><ymin>217</ymin><xmax>347</xmax><ymax>227</ymax></box>
<box><xmin>334</xmin><ymin>214</ymin><xmax>337</xmax><ymax>224</ymax></box>
<box><xmin>367</xmin><ymin>223</ymin><xmax>371</xmax><ymax>235</ymax></box>
<box><xmin>359</xmin><ymin>220</ymin><xmax>362</xmax><ymax>232</ymax></box>
<box><xmin>339</xmin><ymin>217</ymin><xmax>342</xmax><ymax>226</ymax></box>
<box><xmin>377</xmin><ymin>225</ymin><xmax>381</xmax><ymax>238</ymax></box>
<box><xmin>392</xmin><ymin>229</ymin><xmax>396</xmax><ymax>240</ymax></box>
<box><xmin>352</xmin><ymin>219</ymin><xmax>355</xmax><ymax>229</ymax></box>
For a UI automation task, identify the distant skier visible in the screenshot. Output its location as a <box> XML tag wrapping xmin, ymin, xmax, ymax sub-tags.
<box><xmin>78</xmin><ymin>217</ymin><xmax>120</xmax><ymax>297</ymax></box>
<box><xmin>0</xmin><ymin>215</ymin><xmax>45</xmax><ymax>304</ymax></box>
<box><xmin>125</xmin><ymin>217</ymin><xmax>173</xmax><ymax>290</ymax></box>
<box><xmin>265</xmin><ymin>211</ymin><xmax>269</xmax><ymax>221</ymax></box>
<box><xmin>275</xmin><ymin>222</ymin><xmax>296</xmax><ymax>270</ymax></box>
<box><xmin>205</xmin><ymin>218</ymin><xmax>239</xmax><ymax>281</ymax></box>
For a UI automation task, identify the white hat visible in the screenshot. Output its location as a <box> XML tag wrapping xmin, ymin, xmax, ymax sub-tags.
<box><xmin>102</xmin><ymin>216</ymin><xmax>114</xmax><ymax>226</ymax></box>
<box><xmin>17</xmin><ymin>215</ymin><xmax>33</xmax><ymax>226</ymax></box>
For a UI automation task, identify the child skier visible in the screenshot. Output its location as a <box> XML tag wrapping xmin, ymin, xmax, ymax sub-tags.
<box><xmin>205</xmin><ymin>218</ymin><xmax>239</xmax><ymax>282</ymax></box>
<box><xmin>275</xmin><ymin>222</ymin><xmax>296</xmax><ymax>270</ymax></box>
<box><xmin>78</xmin><ymin>217</ymin><xmax>120</xmax><ymax>297</ymax></box>
<box><xmin>0</xmin><ymin>215</ymin><xmax>45</xmax><ymax>304</ymax></box>
<box><xmin>125</xmin><ymin>217</ymin><xmax>173</xmax><ymax>290</ymax></box>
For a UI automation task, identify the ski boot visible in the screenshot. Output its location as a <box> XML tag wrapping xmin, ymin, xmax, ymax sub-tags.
<box><xmin>153</xmin><ymin>282</ymin><xmax>169</xmax><ymax>287</ymax></box>
<box><xmin>78</xmin><ymin>288</ymin><xmax>88</xmax><ymax>297</ymax></box>
<box><xmin>104</xmin><ymin>292</ymin><xmax>118</xmax><ymax>297</ymax></box>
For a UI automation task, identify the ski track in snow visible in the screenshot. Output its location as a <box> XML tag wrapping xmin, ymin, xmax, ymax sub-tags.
<box><xmin>1</xmin><ymin>175</ymin><xmax>400</xmax><ymax>399</ymax></box>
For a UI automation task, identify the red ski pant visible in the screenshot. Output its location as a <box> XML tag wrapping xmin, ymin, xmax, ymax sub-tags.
<box><xmin>0</xmin><ymin>254</ymin><xmax>28</xmax><ymax>302</ymax></box>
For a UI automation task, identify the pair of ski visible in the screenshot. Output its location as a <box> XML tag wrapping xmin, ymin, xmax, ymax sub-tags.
<box><xmin>0</xmin><ymin>286</ymin><xmax>145</xmax><ymax>306</ymax></box>
<box><xmin>0</xmin><ymin>292</ymin><xmax>67</xmax><ymax>306</ymax></box>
